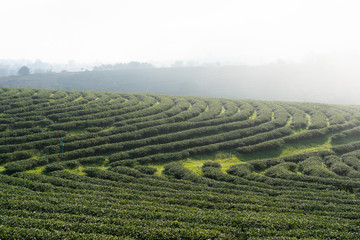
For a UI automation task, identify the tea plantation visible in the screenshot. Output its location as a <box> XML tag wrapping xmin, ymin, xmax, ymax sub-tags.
<box><xmin>2</xmin><ymin>87</ymin><xmax>360</xmax><ymax>239</ymax></box>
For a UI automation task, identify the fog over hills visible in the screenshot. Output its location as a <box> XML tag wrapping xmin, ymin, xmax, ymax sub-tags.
<box><xmin>2</xmin><ymin>1</ymin><xmax>360</xmax><ymax>105</ymax></box>
<box><xmin>1</xmin><ymin>58</ymin><xmax>360</xmax><ymax>105</ymax></box>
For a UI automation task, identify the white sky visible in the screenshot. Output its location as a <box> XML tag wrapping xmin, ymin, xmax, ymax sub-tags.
<box><xmin>1</xmin><ymin>0</ymin><xmax>360</xmax><ymax>64</ymax></box>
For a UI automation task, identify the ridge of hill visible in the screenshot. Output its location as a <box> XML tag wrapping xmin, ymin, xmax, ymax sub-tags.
<box><xmin>1</xmin><ymin>87</ymin><xmax>360</xmax><ymax>239</ymax></box>
<box><xmin>1</xmin><ymin>65</ymin><xmax>359</xmax><ymax>105</ymax></box>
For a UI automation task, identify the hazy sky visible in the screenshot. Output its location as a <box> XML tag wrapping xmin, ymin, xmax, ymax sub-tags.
<box><xmin>1</xmin><ymin>0</ymin><xmax>360</xmax><ymax>64</ymax></box>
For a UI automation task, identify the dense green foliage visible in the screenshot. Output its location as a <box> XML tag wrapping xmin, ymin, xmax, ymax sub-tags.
<box><xmin>1</xmin><ymin>87</ymin><xmax>360</xmax><ymax>239</ymax></box>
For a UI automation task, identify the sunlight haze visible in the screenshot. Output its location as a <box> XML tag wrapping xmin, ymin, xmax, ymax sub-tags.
<box><xmin>1</xmin><ymin>0</ymin><xmax>360</xmax><ymax>64</ymax></box>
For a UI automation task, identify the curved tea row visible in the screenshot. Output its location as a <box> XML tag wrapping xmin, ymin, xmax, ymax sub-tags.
<box><xmin>1</xmin><ymin>87</ymin><xmax>360</xmax><ymax>239</ymax></box>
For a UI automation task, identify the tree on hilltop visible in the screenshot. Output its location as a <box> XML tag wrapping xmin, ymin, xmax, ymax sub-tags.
<box><xmin>17</xmin><ymin>66</ymin><xmax>30</xmax><ymax>75</ymax></box>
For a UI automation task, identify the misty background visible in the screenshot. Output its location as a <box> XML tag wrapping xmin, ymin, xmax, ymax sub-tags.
<box><xmin>1</xmin><ymin>0</ymin><xmax>360</xmax><ymax>105</ymax></box>
<box><xmin>1</xmin><ymin>52</ymin><xmax>360</xmax><ymax>105</ymax></box>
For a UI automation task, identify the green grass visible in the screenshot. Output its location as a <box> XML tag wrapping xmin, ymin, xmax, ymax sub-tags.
<box><xmin>187</xmin><ymin>103</ymin><xmax>192</xmax><ymax>110</ymax></box>
<box><xmin>26</xmin><ymin>166</ymin><xmax>46</xmax><ymax>174</ymax></box>
<box><xmin>0</xmin><ymin>165</ymin><xmax>5</xmax><ymax>174</ymax></box>
<box><xmin>148</xmin><ymin>152</ymin><xmax>244</xmax><ymax>176</ymax></box>
<box><xmin>73</xmin><ymin>95</ymin><xmax>83</xmax><ymax>102</ymax></box>
<box><xmin>219</xmin><ymin>106</ymin><xmax>226</xmax><ymax>115</ymax></box>
<box><xmin>305</xmin><ymin>114</ymin><xmax>311</xmax><ymax>129</ymax></box>
<box><xmin>67</xmin><ymin>165</ymin><xmax>88</xmax><ymax>175</ymax></box>
<box><xmin>249</xmin><ymin>110</ymin><xmax>257</xmax><ymax>120</ymax></box>
<box><xmin>279</xmin><ymin>136</ymin><xmax>331</xmax><ymax>156</ymax></box>
<box><xmin>67</xmin><ymin>129</ymin><xmax>86</xmax><ymax>136</ymax></box>
<box><xmin>185</xmin><ymin>152</ymin><xmax>244</xmax><ymax>174</ymax></box>
<box><xmin>67</xmin><ymin>159</ymin><xmax>110</xmax><ymax>175</ymax></box>
<box><xmin>148</xmin><ymin>136</ymin><xmax>333</xmax><ymax>176</ymax></box>
<box><xmin>99</xmin><ymin>126</ymin><xmax>115</xmax><ymax>133</ymax></box>
<box><xmin>285</xmin><ymin>116</ymin><xmax>292</xmax><ymax>126</ymax></box>
<box><xmin>150</xmin><ymin>164</ymin><xmax>165</xmax><ymax>176</ymax></box>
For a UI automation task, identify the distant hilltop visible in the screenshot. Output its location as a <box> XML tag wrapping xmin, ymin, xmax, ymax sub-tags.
<box><xmin>0</xmin><ymin>64</ymin><xmax>360</xmax><ymax>105</ymax></box>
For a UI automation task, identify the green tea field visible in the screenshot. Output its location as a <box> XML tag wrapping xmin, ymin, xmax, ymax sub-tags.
<box><xmin>1</xmin><ymin>87</ymin><xmax>360</xmax><ymax>239</ymax></box>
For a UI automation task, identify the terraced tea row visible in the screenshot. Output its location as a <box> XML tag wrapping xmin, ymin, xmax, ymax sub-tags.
<box><xmin>1</xmin><ymin>87</ymin><xmax>360</xmax><ymax>239</ymax></box>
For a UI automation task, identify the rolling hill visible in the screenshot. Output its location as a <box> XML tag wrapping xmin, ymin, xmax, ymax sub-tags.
<box><xmin>1</xmin><ymin>87</ymin><xmax>360</xmax><ymax>239</ymax></box>
<box><xmin>1</xmin><ymin>64</ymin><xmax>360</xmax><ymax>105</ymax></box>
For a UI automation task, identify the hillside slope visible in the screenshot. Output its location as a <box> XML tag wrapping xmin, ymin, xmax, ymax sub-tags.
<box><xmin>1</xmin><ymin>88</ymin><xmax>360</xmax><ymax>239</ymax></box>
